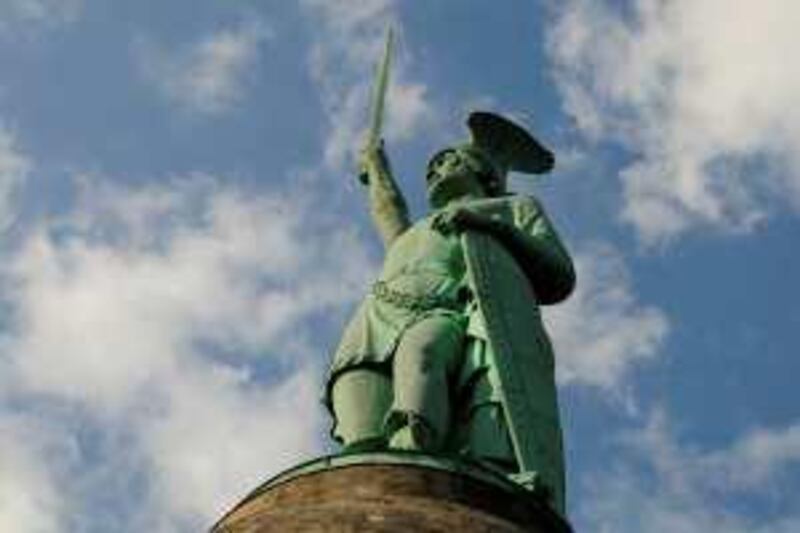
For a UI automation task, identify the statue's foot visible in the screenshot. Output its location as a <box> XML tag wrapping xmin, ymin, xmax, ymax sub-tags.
<box><xmin>388</xmin><ymin>425</ymin><xmax>421</xmax><ymax>450</ymax></box>
<box><xmin>387</xmin><ymin>413</ymin><xmax>437</xmax><ymax>451</ymax></box>
<box><xmin>342</xmin><ymin>436</ymin><xmax>388</xmax><ymax>454</ymax></box>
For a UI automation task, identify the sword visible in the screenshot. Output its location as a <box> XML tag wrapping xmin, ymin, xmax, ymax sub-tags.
<box><xmin>359</xmin><ymin>26</ymin><xmax>394</xmax><ymax>184</ymax></box>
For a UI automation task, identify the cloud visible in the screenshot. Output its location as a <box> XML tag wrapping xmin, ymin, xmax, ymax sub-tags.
<box><xmin>300</xmin><ymin>0</ymin><xmax>434</xmax><ymax>169</ymax></box>
<box><xmin>575</xmin><ymin>410</ymin><xmax>800</xmax><ymax>532</ymax></box>
<box><xmin>0</xmin><ymin>413</ymin><xmax>67</xmax><ymax>533</ymax></box>
<box><xmin>141</xmin><ymin>364</ymin><xmax>321</xmax><ymax>527</ymax></box>
<box><xmin>544</xmin><ymin>243</ymin><xmax>669</xmax><ymax>392</ymax></box>
<box><xmin>0</xmin><ymin>125</ymin><xmax>31</xmax><ymax>232</ymax></box>
<box><xmin>548</xmin><ymin>0</ymin><xmax>800</xmax><ymax>244</ymax></box>
<box><xmin>135</xmin><ymin>20</ymin><xmax>271</xmax><ymax>115</ymax></box>
<box><xmin>0</xmin><ymin>174</ymin><xmax>374</xmax><ymax>530</ymax></box>
<box><xmin>702</xmin><ymin>422</ymin><xmax>800</xmax><ymax>491</ymax></box>
<box><xmin>0</xmin><ymin>0</ymin><xmax>82</xmax><ymax>33</ymax></box>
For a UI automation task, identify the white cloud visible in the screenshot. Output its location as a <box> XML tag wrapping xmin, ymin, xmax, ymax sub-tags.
<box><xmin>576</xmin><ymin>410</ymin><xmax>800</xmax><ymax>532</ymax></box>
<box><xmin>0</xmin><ymin>174</ymin><xmax>375</xmax><ymax>530</ymax></box>
<box><xmin>545</xmin><ymin>243</ymin><xmax>669</xmax><ymax>392</ymax></box>
<box><xmin>301</xmin><ymin>0</ymin><xmax>394</xmax><ymax>32</ymax></box>
<box><xmin>300</xmin><ymin>0</ymin><xmax>434</xmax><ymax>169</ymax></box>
<box><xmin>0</xmin><ymin>0</ymin><xmax>82</xmax><ymax>33</ymax></box>
<box><xmin>702</xmin><ymin>422</ymin><xmax>800</xmax><ymax>491</ymax></box>
<box><xmin>0</xmin><ymin>125</ymin><xmax>31</xmax><ymax>232</ymax></box>
<box><xmin>142</xmin><ymin>364</ymin><xmax>321</xmax><ymax>525</ymax></box>
<box><xmin>0</xmin><ymin>413</ymin><xmax>68</xmax><ymax>533</ymax></box>
<box><xmin>548</xmin><ymin>0</ymin><xmax>800</xmax><ymax>244</ymax></box>
<box><xmin>135</xmin><ymin>20</ymin><xmax>271</xmax><ymax>115</ymax></box>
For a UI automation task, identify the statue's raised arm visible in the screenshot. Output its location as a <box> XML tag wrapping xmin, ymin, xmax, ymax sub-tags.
<box><xmin>360</xmin><ymin>142</ymin><xmax>410</xmax><ymax>248</ymax></box>
<box><xmin>356</xmin><ymin>27</ymin><xmax>410</xmax><ymax>248</ymax></box>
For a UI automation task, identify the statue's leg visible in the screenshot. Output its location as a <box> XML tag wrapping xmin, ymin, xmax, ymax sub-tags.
<box><xmin>330</xmin><ymin>368</ymin><xmax>392</xmax><ymax>452</ymax></box>
<box><xmin>450</xmin><ymin>337</ymin><xmax>516</xmax><ymax>467</ymax></box>
<box><xmin>459</xmin><ymin>373</ymin><xmax>516</xmax><ymax>469</ymax></box>
<box><xmin>387</xmin><ymin>314</ymin><xmax>465</xmax><ymax>451</ymax></box>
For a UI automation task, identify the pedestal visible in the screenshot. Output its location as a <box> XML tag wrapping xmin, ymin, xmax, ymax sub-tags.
<box><xmin>212</xmin><ymin>452</ymin><xmax>572</xmax><ymax>532</ymax></box>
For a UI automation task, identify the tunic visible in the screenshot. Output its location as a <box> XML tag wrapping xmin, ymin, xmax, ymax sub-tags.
<box><xmin>327</xmin><ymin>213</ymin><xmax>469</xmax><ymax>384</ymax></box>
<box><xmin>325</xmin><ymin>194</ymin><xmax>572</xmax><ymax>408</ymax></box>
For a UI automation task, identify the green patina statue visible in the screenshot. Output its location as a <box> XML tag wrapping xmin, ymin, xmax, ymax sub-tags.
<box><xmin>322</xmin><ymin>30</ymin><xmax>575</xmax><ymax>516</ymax></box>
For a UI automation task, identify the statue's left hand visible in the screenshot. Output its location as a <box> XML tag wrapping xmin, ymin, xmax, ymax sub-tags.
<box><xmin>432</xmin><ymin>207</ymin><xmax>495</xmax><ymax>235</ymax></box>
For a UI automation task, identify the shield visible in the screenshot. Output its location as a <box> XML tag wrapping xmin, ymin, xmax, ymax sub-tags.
<box><xmin>462</xmin><ymin>229</ymin><xmax>565</xmax><ymax>511</ymax></box>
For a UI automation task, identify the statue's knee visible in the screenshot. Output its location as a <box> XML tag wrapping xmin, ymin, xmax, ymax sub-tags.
<box><xmin>395</xmin><ymin>334</ymin><xmax>458</xmax><ymax>378</ymax></box>
<box><xmin>395</xmin><ymin>316</ymin><xmax>465</xmax><ymax>375</ymax></box>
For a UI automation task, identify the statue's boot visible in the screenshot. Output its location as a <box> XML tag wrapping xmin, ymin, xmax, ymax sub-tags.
<box><xmin>386</xmin><ymin>411</ymin><xmax>438</xmax><ymax>451</ymax></box>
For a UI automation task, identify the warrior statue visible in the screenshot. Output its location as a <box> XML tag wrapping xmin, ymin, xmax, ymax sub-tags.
<box><xmin>323</xmin><ymin>31</ymin><xmax>575</xmax><ymax>516</ymax></box>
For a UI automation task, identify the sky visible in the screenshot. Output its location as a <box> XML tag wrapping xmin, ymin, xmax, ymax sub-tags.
<box><xmin>0</xmin><ymin>1</ymin><xmax>798</xmax><ymax>531</ymax></box>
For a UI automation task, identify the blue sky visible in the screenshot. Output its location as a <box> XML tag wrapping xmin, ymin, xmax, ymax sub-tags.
<box><xmin>0</xmin><ymin>1</ymin><xmax>798</xmax><ymax>531</ymax></box>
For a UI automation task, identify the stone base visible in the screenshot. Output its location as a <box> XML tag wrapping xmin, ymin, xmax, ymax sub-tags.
<box><xmin>212</xmin><ymin>452</ymin><xmax>572</xmax><ymax>533</ymax></box>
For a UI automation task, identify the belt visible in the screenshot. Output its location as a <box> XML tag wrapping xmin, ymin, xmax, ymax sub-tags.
<box><xmin>372</xmin><ymin>280</ymin><xmax>470</xmax><ymax>312</ymax></box>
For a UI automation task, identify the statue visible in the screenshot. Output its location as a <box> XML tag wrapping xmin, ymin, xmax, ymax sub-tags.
<box><xmin>322</xmin><ymin>31</ymin><xmax>575</xmax><ymax>515</ymax></box>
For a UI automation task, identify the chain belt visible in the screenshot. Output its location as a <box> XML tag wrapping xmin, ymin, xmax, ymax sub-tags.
<box><xmin>372</xmin><ymin>280</ymin><xmax>468</xmax><ymax>312</ymax></box>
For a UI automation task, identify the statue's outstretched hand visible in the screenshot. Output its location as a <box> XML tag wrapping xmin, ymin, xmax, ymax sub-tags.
<box><xmin>358</xmin><ymin>140</ymin><xmax>391</xmax><ymax>185</ymax></box>
<box><xmin>432</xmin><ymin>207</ymin><xmax>495</xmax><ymax>235</ymax></box>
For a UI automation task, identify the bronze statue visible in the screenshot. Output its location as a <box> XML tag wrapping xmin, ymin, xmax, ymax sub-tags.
<box><xmin>322</xmin><ymin>31</ymin><xmax>575</xmax><ymax>515</ymax></box>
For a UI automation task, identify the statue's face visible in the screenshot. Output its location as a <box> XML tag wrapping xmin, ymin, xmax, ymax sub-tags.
<box><xmin>425</xmin><ymin>147</ymin><xmax>496</xmax><ymax>207</ymax></box>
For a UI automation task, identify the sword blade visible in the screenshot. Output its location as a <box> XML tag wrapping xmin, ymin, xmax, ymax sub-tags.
<box><xmin>367</xmin><ymin>26</ymin><xmax>394</xmax><ymax>149</ymax></box>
